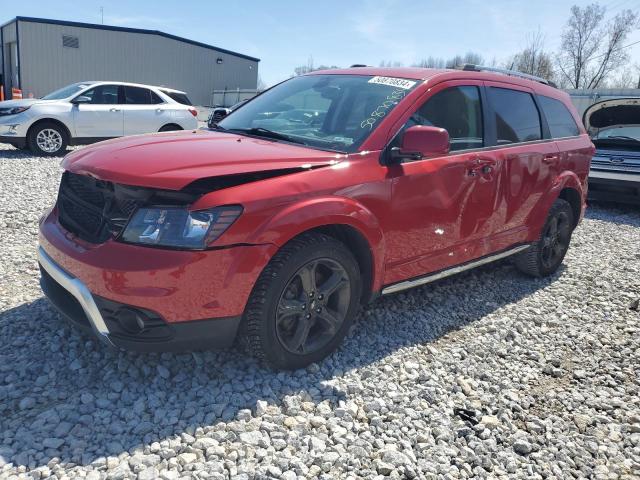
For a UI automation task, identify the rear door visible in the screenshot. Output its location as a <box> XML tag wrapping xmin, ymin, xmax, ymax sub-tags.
<box><xmin>483</xmin><ymin>82</ymin><xmax>559</xmax><ymax>237</ymax></box>
<box><xmin>121</xmin><ymin>86</ymin><xmax>172</xmax><ymax>135</ymax></box>
<box><xmin>385</xmin><ymin>81</ymin><xmax>505</xmax><ymax>284</ymax></box>
<box><xmin>72</xmin><ymin>84</ymin><xmax>124</xmax><ymax>138</ymax></box>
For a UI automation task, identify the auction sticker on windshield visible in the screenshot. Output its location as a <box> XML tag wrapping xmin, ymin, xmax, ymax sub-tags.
<box><xmin>368</xmin><ymin>76</ymin><xmax>417</xmax><ymax>90</ymax></box>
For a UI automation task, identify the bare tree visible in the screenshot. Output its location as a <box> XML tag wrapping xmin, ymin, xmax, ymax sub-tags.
<box><xmin>379</xmin><ymin>60</ymin><xmax>404</xmax><ymax>67</ymax></box>
<box><xmin>556</xmin><ymin>3</ymin><xmax>638</xmax><ymax>88</ymax></box>
<box><xmin>607</xmin><ymin>63</ymin><xmax>640</xmax><ymax>88</ymax></box>
<box><xmin>292</xmin><ymin>56</ymin><xmax>339</xmax><ymax>76</ymax></box>
<box><xmin>506</xmin><ymin>31</ymin><xmax>555</xmax><ymax>80</ymax></box>
<box><xmin>412</xmin><ymin>52</ymin><xmax>484</xmax><ymax>69</ymax></box>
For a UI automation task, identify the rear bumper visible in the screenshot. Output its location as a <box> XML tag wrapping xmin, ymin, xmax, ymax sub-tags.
<box><xmin>588</xmin><ymin>169</ymin><xmax>640</xmax><ymax>204</ymax></box>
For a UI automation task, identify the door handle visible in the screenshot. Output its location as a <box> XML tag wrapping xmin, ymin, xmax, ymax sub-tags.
<box><xmin>543</xmin><ymin>155</ymin><xmax>559</xmax><ymax>164</ymax></box>
<box><xmin>110</xmin><ymin>108</ymin><xmax>120</xmax><ymax>112</ymax></box>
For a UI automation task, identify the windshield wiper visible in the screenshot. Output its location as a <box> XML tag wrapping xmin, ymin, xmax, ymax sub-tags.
<box><xmin>229</xmin><ymin>127</ymin><xmax>305</xmax><ymax>145</ymax></box>
<box><xmin>600</xmin><ymin>135</ymin><xmax>640</xmax><ymax>143</ymax></box>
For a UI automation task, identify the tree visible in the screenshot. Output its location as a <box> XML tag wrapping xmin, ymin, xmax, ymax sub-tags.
<box><xmin>292</xmin><ymin>56</ymin><xmax>339</xmax><ymax>76</ymax></box>
<box><xmin>506</xmin><ymin>31</ymin><xmax>555</xmax><ymax>80</ymax></box>
<box><xmin>556</xmin><ymin>3</ymin><xmax>638</xmax><ymax>89</ymax></box>
<box><xmin>412</xmin><ymin>52</ymin><xmax>484</xmax><ymax>69</ymax></box>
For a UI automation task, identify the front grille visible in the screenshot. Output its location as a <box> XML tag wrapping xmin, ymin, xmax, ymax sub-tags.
<box><xmin>57</xmin><ymin>172</ymin><xmax>134</xmax><ymax>243</ymax></box>
<box><xmin>56</xmin><ymin>172</ymin><xmax>201</xmax><ymax>244</ymax></box>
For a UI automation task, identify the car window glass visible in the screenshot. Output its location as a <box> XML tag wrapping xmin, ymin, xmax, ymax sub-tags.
<box><xmin>80</xmin><ymin>85</ymin><xmax>120</xmax><ymax>105</ymax></box>
<box><xmin>488</xmin><ymin>87</ymin><xmax>542</xmax><ymax>144</ymax></box>
<box><xmin>149</xmin><ymin>90</ymin><xmax>164</xmax><ymax>104</ymax></box>
<box><xmin>124</xmin><ymin>86</ymin><xmax>156</xmax><ymax>105</ymax></box>
<box><xmin>163</xmin><ymin>91</ymin><xmax>192</xmax><ymax>105</ymax></box>
<box><xmin>398</xmin><ymin>86</ymin><xmax>483</xmax><ymax>152</ymax></box>
<box><xmin>538</xmin><ymin>95</ymin><xmax>580</xmax><ymax>138</ymax></box>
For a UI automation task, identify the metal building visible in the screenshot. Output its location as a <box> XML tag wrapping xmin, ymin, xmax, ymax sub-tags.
<box><xmin>0</xmin><ymin>16</ymin><xmax>259</xmax><ymax>106</ymax></box>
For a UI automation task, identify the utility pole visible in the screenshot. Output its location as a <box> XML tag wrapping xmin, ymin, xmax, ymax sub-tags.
<box><xmin>100</xmin><ymin>7</ymin><xmax>104</xmax><ymax>24</ymax></box>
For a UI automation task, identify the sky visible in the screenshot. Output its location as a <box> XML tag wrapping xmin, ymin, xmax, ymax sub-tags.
<box><xmin>3</xmin><ymin>0</ymin><xmax>640</xmax><ymax>87</ymax></box>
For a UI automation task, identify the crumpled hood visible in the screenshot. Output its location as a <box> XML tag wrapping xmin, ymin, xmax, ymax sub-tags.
<box><xmin>0</xmin><ymin>98</ymin><xmax>54</xmax><ymax>108</ymax></box>
<box><xmin>62</xmin><ymin>130</ymin><xmax>343</xmax><ymax>190</ymax></box>
<box><xmin>583</xmin><ymin>97</ymin><xmax>640</xmax><ymax>133</ymax></box>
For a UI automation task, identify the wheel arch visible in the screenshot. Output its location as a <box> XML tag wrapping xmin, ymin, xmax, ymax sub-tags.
<box><xmin>249</xmin><ymin>197</ymin><xmax>386</xmax><ymax>300</ymax></box>
<box><xmin>159</xmin><ymin>123</ymin><xmax>183</xmax><ymax>132</ymax></box>
<box><xmin>26</xmin><ymin>117</ymin><xmax>72</xmax><ymax>142</ymax></box>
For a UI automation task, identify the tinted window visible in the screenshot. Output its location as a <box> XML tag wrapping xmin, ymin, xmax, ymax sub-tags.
<box><xmin>79</xmin><ymin>85</ymin><xmax>120</xmax><ymax>104</ymax></box>
<box><xmin>401</xmin><ymin>86</ymin><xmax>483</xmax><ymax>152</ymax></box>
<box><xmin>539</xmin><ymin>95</ymin><xmax>580</xmax><ymax>138</ymax></box>
<box><xmin>488</xmin><ymin>88</ymin><xmax>541</xmax><ymax>144</ymax></box>
<box><xmin>124</xmin><ymin>86</ymin><xmax>162</xmax><ymax>105</ymax></box>
<box><xmin>163</xmin><ymin>91</ymin><xmax>192</xmax><ymax>105</ymax></box>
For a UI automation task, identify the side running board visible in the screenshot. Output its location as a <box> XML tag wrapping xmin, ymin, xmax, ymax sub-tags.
<box><xmin>381</xmin><ymin>244</ymin><xmax>531</xmax><ymax>295</ymax></box>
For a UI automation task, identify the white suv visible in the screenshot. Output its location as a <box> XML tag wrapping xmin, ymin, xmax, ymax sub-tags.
<box><xmin>0</xmin><ymin>81</ymin><xmax>199</xmax><ymax>155</ymax></box>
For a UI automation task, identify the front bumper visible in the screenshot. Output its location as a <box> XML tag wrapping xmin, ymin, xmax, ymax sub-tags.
<box><xmin>38</xmin><ymin>210</ymin><xmax>277</xmax><ymax>351</ymax></box>
<box><xmin>588</xmin><ymin>169</ymin><xmax>640</xmax><ymax>204</ymax></box>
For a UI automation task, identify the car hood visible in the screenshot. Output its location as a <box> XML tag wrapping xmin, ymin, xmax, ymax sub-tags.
<box><xmin>62</xmin><ymin>130</ymin><xmax>344</xmax><ymax>190</ymax></box>
<box><xmin>0</xmin><ymin>98</ymin><xmax>55</xmax><ymax>108</ymax></box>
<box><xmin>583</xmin><ymin>97</ymin><xmax>640</xmax><ymax>132</ymax></box>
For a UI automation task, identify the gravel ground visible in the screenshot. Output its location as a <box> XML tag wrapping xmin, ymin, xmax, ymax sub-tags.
<box><xmin>0</xmin><ymin>143</ymin><xmax>639</xmax><ymax>480</ymax></box>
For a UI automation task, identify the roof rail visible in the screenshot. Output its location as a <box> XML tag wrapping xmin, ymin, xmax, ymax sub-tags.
<box><xmin>460</xmin><ymin>64</ymin><xmax>557</xmax><ymax>88</ymax></box>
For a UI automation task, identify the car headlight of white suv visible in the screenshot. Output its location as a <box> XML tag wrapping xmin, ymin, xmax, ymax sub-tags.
<box><xmin>0</xmin><ymin>106</ymin><xmax>31</xmax><ymax>116</ymax></box>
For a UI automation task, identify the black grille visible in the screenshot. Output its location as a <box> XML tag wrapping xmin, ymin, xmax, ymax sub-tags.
<box><xmin>57</xmin><ymin>172</ymin><xmax>133</xmax><ymax>243</ymax></box>
<box><xmin>56</xmin><ymin>172</ymin><xmax>201</xmax><ymax>244</ymax></box>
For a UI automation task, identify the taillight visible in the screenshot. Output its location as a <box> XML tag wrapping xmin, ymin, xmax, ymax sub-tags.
<box><xmin>188</xmin><ymin>108</ymin><xmax>198</xmax><ymax>117</ymax></box>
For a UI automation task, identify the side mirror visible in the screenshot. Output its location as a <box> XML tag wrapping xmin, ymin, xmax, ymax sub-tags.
<box><xmin>389</xmin><ymin>125</ymin><xmax>450</xmax><ymax>163</ymax></box>
<box><xmin>71</xmin><ymin>96</ymin><xmax>91</xmax><ymax>104</ymax></box>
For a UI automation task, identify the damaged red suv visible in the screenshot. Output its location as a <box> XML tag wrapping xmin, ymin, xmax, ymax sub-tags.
<box><xmin>38</xmin><ymin>66</ymin><xmax>593</xmax><ymax>369</ymax></box>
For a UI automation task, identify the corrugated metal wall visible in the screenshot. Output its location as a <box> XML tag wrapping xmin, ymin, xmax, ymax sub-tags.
<box><xmin>17</xmin><ymin>20</ymin><xmax>258</xmax><ymax>106</ymax></box>
<box><xmin>566</xmin><ymin>88</ymin><xmax>640</xmax><ymax>117</ymax></box>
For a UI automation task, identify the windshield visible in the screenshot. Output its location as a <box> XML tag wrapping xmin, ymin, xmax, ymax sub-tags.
<box><xmin>42</xmin><ymin>83</ymin><xmax>91</xmax><ymax>100</ymax></box>
<box><xmin>218</xmin><ymin>74</ymin><xmax>419</xmax><ymax>153</ymax></box>
<box><xmin>592</xmin><ymin>126</ymin><xmax>640</xmax><ymax>142</ymax></box>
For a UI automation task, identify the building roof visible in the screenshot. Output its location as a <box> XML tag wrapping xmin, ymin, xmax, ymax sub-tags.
<box><xmin>2</xmin><ymin>16</ymin><xmax>260</xmax><ymax>62</ymax></box>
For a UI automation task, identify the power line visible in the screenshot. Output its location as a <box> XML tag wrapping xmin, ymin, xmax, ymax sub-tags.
<box><xmin>589</xmin><ymin>38</ymin><xmax>640</xmax><ymax>60</ymax></box>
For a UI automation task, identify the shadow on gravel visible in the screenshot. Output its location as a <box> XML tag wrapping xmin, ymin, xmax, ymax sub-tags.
<box><xmin>0</xmin><ymin>259</ymin><xmax>562</xmax><ymax>469</ymax></box>
<box><xmin>585</xmin><ymin>202</ymin><xmax>640</xmax><ymax>227</ymax></box>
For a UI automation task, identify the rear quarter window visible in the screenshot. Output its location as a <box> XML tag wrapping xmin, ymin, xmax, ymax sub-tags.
<box><xmin>538</xmin><ymin>95</ymin><xmax>580</xmax><ymax>138</ymax></box>
<box><xmin>488</xmin><ymin>87</ymin><xmax>542</xmax><ymax>144</ymax></box>
<box><xmin>163</xmin><ymin>91</ymin><xmax>192</xmax><ymax>105</ymax></box>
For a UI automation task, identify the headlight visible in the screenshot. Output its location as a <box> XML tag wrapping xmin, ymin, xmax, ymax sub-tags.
<box><xmin>0</xmin><ymin>106</ymin><xmax>31</xmax><ymax>116</ymax></box>
<box><xmin>121</xmin><ymin>205</ymin><xmax>242</xmax><ymax>249</ymax></box>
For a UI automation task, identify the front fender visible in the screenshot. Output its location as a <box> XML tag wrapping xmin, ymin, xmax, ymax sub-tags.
<box><xmin>250</xmin><ymin>196</ymin><xmax>386</xmax><ymax>291</ymax></box>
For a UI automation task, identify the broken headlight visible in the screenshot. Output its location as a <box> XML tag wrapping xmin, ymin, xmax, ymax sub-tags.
<box><xmin>121</xmin><ymin>205</ymin><xmax>242</xmax><ymax>249</ymax></box>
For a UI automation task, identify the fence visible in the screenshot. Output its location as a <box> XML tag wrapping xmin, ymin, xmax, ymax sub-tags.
<box><xmin>210</xmin><ymin>89</ymin><xmax>260</xmax><ymax>108</ymax></box>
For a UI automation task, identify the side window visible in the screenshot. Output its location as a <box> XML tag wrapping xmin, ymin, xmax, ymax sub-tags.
<box><xmin>538</xmin><ymin>95</ymin><xmax>580</xmax><ymax>138</ymax></box>
<box><xmin>124</xmin><ymin>86</ymin><xmax>158</xmax><ymax>105</ymax></box>
<box><xmin>488</xmin><ymin>87</ymin><xmax>541</xmax><ymax>144</ymax></box>
<box><xmin>402</xmin><ymin>86</ymin><xmax>483</xmax><ymax>152</ymax></box>
<box><xmin>149</xmin><ymin>90</ymin><xmax>164</xmax><ymax>104</ymax></box>
<box><xmin>79</xmin><ymin>85</ymin><xmax>120</xmax><ymax>104</ymax></box>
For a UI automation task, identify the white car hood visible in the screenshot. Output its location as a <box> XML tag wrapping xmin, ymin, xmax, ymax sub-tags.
<box><xmin>0</xmin><ymin>99</ymin><xmax>57</xmax><ymax>108</ymax></box>
<box><xmin>583</xmin><ymin>97</ymin><xmax>640</xmax><ymax>133</ymax></box>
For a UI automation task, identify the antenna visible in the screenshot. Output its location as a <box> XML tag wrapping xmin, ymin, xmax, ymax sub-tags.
<box><xmin>100</xmin><ymin>6</ymin><xmax>104</xmax><ymax>24</ymax></box>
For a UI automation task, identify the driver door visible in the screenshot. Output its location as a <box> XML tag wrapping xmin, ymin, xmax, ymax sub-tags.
<box><xmin>384</xmin><ymin>81</ymin><xmax>504</xmax><ymax>285</ymax></box>
<box><xmin>72</xmin><ymin>84</ymin><xmax>124</xmax><ymax>138</ymax></box>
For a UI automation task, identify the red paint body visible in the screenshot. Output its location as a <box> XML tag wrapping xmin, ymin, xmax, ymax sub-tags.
<box><xmin>40</xmin><ymin>68</ymin><xmax>594</xmax><ymax>326</ymax></box>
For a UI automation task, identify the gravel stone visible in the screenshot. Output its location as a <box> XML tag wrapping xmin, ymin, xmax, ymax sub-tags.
<box><xmin>1</xmin><ymin>144</ymin><xmax>639</xmax><ymax>479</ymax></box>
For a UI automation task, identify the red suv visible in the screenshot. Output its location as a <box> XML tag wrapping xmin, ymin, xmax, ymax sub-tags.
<box><xmin>38</xmin><ymin>66</ymin><xmax>593</xmax><ymax>369</ymax></box>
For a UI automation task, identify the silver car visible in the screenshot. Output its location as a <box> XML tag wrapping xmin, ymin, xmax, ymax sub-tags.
<box><xmin>0</xmin><ymin>81</ymin><xmax>199</xmax><ymax>155</ymax></box>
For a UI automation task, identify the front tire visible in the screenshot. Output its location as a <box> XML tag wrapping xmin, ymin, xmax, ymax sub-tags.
<box><xmin>243</xmin><ymin>233</ymin><xmax>362</xmax><ymax>370</ymax></box>
<box><xmin>27</xmin><ymin>122</ymin><xmax>68</xmax><ymax>156</ymax></box>
<box><xmin>515</xmin><ymin>198</ymin><xmax>574</xmax><ymax>277</ymax></box>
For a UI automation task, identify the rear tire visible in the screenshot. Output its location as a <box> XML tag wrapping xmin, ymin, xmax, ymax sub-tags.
<box><xmin>243</xmin><ymin>233</ymin><xmax>361</xmax><ymax>370</ymax></box>
<box><xmin>27</xmin><ymin>121</ymin><xmax>68</xmax><ymax>156</ymax></box>
<box><xmin>515</xmin><ymin>198</ymin><xmax>574</xmax><ymax>277</ymax></box>
<box><xmin>159</xmin><ymin>124</ymin><xmax>182</xmax><ymax>132</ymax></box>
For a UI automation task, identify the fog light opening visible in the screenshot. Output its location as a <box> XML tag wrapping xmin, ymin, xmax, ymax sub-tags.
<box><xmin>117</xmin><ymin>308</ymin><xmax>148</xmax><ymax>334</ymax></box>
